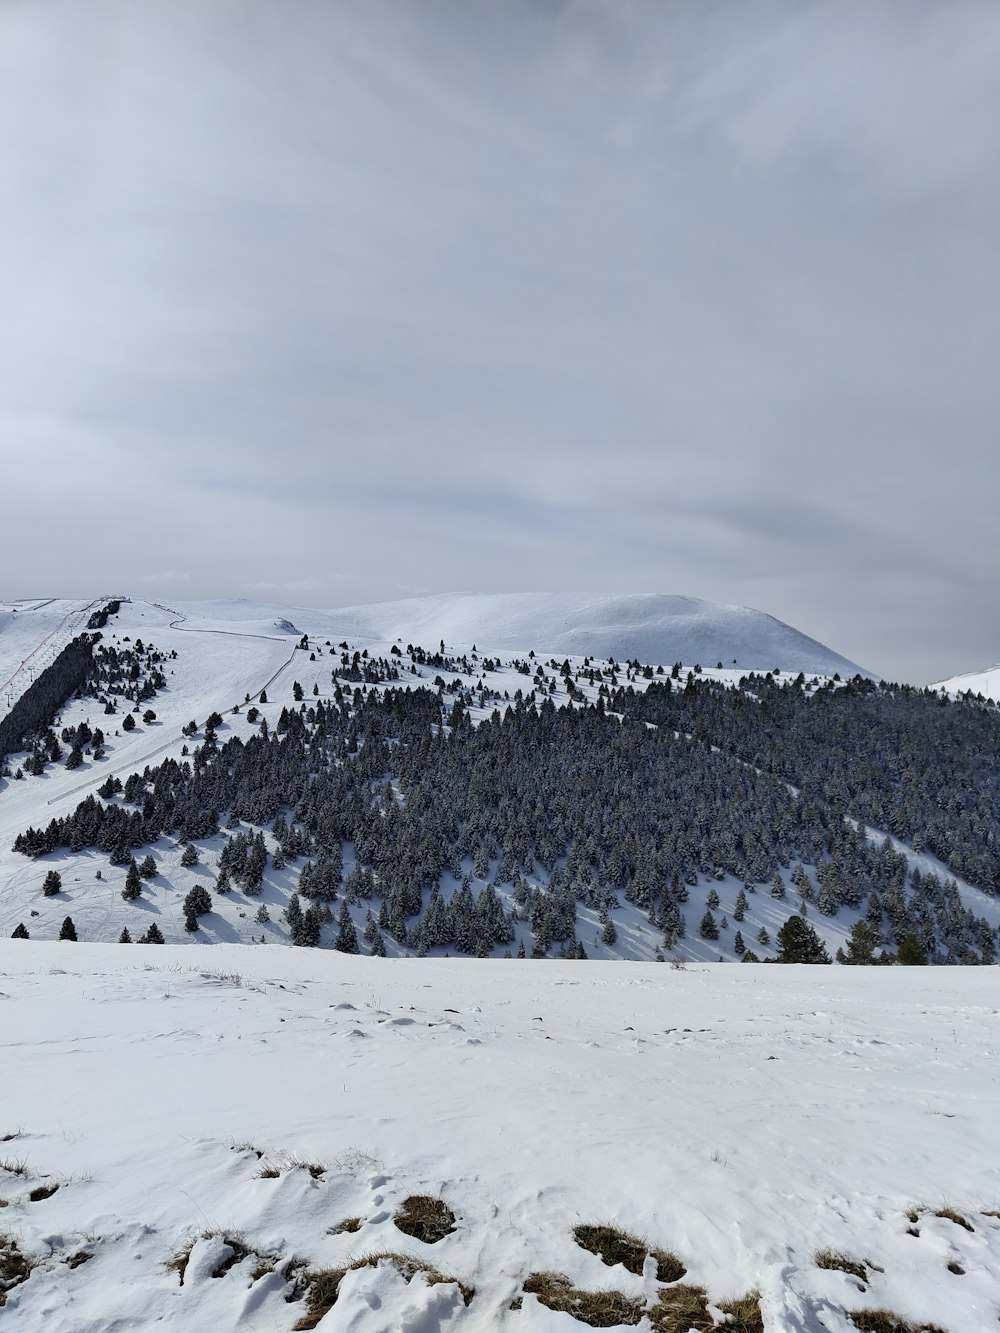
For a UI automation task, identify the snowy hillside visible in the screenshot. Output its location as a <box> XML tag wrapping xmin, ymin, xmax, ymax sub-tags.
<box><xmin>324</xmin><ymin>593</ymin><xmax>872</xmax><ymax>679</ymax></box>
<box><xmin>1</xmin><ymin>595</ymin><xmax>997</xmax><ymax>966</ymax></box>
<box><xmin>2</xmin><ymin>943</ymin><xmax>999</xmax><ymax>1331</ymax></box>
<box><xmin>932</xmin><ymin>664</ymin><xmax>1000</xmax><ymax>703</ymax></box>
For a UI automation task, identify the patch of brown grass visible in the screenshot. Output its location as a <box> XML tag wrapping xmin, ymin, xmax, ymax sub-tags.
<box><xmin>28</xmin><ymin>1182</ymin><xmax>58</xmax><ymax>1203</ymax></box>
<box><xmin>166</xmin><ymin>1230</ymin><xmax>254</xmax><ymax>1285</ymax></box>
<box><xmin>906</xmin><ymin>1204</ymin><xmax>974</xmax><ymax>1233</ymax></box>
<box><xmin>849</xmin><ymin>1312</ymin><xmax>946</xmax><ymax>1333</ymax></box>
<box><xmin>933</xmin><ymin>1206</ymin><xmax>973</xmax><ymax>1232</ymax></box>
<box><xmin>521</xmin><ymin>1272</ymin><xmax>644</xmax><ymax>1328</ymax></box>
<box><xmin>254</xmin><ymin>1164</ymin><xmax>281</xmax><ymax>1179</ymax></box>
<box><xmin>0</xmin><ymin>1234</ymin><xmax>35</xmax><ymax>1308</ymax></box>
<box><xmin>815</xmin><ymin>1249</ymin><xmax>872</xmax><ymax>1283</ymax></box>
<box><xmin>328</xmin><ymin>1216</ymin><xmax>364</xmax><ymax>1235</ymax></box>
<box><xmin>394</xmin><ymin>1195</ymin><xmax>456</xmax><ymax>1244</ymax></box>
<box><xmin>292</xmin><ymin>1252</ymin><xmax>474</xmax><ymax>1331</ymax></box>
<box><xmin>572</xmin><ymin>1223</ymin><xmax>686</xmax><ymax>1283</ymax></box>
<box><xmin>0</xmin><ymin>1158</ymin><xmax>29</xmax><ymax>1178</ymax></box>
<box><xmin>648</xmin><ymin>1283</ymin><xmax>714</xmax><ymax>1332</ymax></box>
<box><xmin>716</xmin><ymin>1290</ymin><xmax>764</xmax><ymax>1333</ymax></box>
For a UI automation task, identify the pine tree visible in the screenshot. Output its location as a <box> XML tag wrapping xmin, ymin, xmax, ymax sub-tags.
<box><xmin>254</xmin><ymin>903</ymin><xmax>270</xmax><ymax>925</ymax></box>
<box><xmin>733</xmin><ymin>929</ymin><xmax>746</xmax><ymax>956</ymax></box>
<box><xmin>835</xmin><ymin>918</ymin><xmax>880</xmax><ymax>965</ymax></box>
<box><xmin>139</xmin><ymin>854</ymin><xmax>157</xmax><ymax>880</ymax></box>
<box><xmin>141</xmin><ymin>923</ymin><xmax>165</xmax><ymax>944</ymax></box>
<box><xmin>334</xmin><ymin>901</ymin><xmax>360</xmax><ymax>954</ymax></box>
<box><xmin>118</xmin><ymin>927</ymin><xmax>132</xmax><ymax>943</ymax></box>
<box><xmin>42</xmin><ymin>870</ymin><xmax>62</xmax><ymax>896</ymax></box>
<box><xmin>59</xmin><ymin>916</ymin><xmax>78</xmax><ymax>941</ymax></box>
<box><xmin>124</xmin><ymin>862</ymin><xmax>142</xmax><ymax>900</ymax></box>
<box><xmin>699</xmin><ymin>909</ymin><xmax>719</xmax><ymax>940</ymax></box>
<box><xmin>896</xmin><ymin>932</ymin><xmax>928</xmax><ymax>966</ymax></box>
<box><xmin>12</xmin><ymin>923</ymin><xmax>29</xmax><ymax>939</ymax></box>
<box><xmin>180</xmin><ymin>842</ymin><xmax>198</xmax><ymax>868</ymax></box>
<box><xmin>775</xmin><ymin>915</ymin><xmax>830</xmax><ymax>964</ymax></box>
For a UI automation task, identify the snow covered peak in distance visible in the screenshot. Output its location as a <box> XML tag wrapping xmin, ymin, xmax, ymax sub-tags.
<box><xmin>931</xmin><ymin>663</ymin><xmax>1000</xmax><ymax>702</ymax></box>
<box><xmin>327</xmin><ymin>592</ymin><xmax>872</xmax><ymax>678</ymax></box>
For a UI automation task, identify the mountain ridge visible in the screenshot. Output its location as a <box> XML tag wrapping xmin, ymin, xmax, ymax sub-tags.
<box><xmin>322</xmin><ymin>591</ymin><xmax>873</xmax><ymax>678</ymax></box>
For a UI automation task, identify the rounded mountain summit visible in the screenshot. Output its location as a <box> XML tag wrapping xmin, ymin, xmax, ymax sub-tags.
<box><xmin>327</xmin><ymin>592</ymin><xmax>872</xmax><ymax>679</ymax></box>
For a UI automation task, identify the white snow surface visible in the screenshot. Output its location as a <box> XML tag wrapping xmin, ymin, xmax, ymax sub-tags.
<box><xmin>323</xmin><ymin>592</ymin><xmax>872</xmax><ymax>678</ymax></box>
<box><xmin>1</xmin><ymin>944</ymin><xmax>998</xmax><ymax>1331</ymax></box>
<box><xmin>932</xmin><ymin>664</ymin><xmax>1000</xmax><ymax>703</ymax></box>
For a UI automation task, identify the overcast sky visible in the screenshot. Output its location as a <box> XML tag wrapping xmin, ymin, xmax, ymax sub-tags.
<box><xmin>1</xmin><ymin>0</ymin><xmax>997</xmax><ymax>683</ymax></box>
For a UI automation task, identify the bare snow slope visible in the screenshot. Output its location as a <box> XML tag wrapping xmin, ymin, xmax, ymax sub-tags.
<box><xmin>325</xmin><ymin>592</ymin><xmax>872</xmax><ymax>677</ymax></box>
<box><xmin>932</xmin><ymin>663</ymin><xmax>1000</xmax><ymax>702</ymax></box>
<box><xmin>1</xmin><ymin>944</ymin><xmax>998</xmax><ymax>1331</ymax></box>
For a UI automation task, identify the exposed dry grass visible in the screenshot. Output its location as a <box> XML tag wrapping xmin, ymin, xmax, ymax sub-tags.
<box><xmin>716</xmin><ymin>1290</ymin><xmax>764</xmax><ymax>1333</ymax></box>
<box><xmin>394</xmin><ymin>1195</ymin><xmax>456</xmax><ymax>1244</ymax></box>
<box><xmin>521</xmin><ymin>1272</ymin><xmax>644</xmax><ymax>1328</ymax></box>
<box><xmin>254</xmin><ymin>1151</ymin><xmax>328</xmax><ymax>1180</ymax></box>
<box><xmin>0</xmin><ymin>1234</ymin><xmax>35</xmax><ymax>1308</ymax></box>
<box><xmin>849</xmin><ymin>1312</ymin><xmax>946</xmax><ymax>1333</ymax></box>
<box><xmin>815</xmin><ymin>1249</ymin><xmax>872</xmax><ymax>1283</ymax></box>
<box><xmin>292</xmin><ymin>1251</ymin><xmax>474</xmax><ymax>1330</ymax></box>
<box><xmin>167</xmin><ymin>1229</ymin><xmax>254</xmax><ymax>1285</ymax></box>
<box><xmin>229</xmin><ymin>1139</ymin><xmax>264</xmax><ymax>1158</ymax></box>
<box><xmin>906</xmin><ymin>1204</ymin><xmax>974</xmax><ymax>1233</ymax></box>
<box><xmin>648</xmin><ymin>1283</ymin><xmax>715</xmax><ymax>1332</ymax></box>
<box><xmin>328</xmin><ymin>1216</ymin><xmax>364</xmax><ymax>1235</ymax></box>
<box><xmin>572</xmin><ymin>1223</ymin><xmax>686</xmax><ymax>1283</ymax></box>
<box><xmin>933</xmin><ymin>1206</ymin><xmax>973</xmax><ymax>1232</ymax></box>
<box><xmin>0</xmin><ymin>1158</ymin><xmax>29</xmax><ymax>1178</ymax></box>
<box><xmin>28</xmin><ymin>1182</ymin><xmax>59</xmax><ymax>1203</ymax></box>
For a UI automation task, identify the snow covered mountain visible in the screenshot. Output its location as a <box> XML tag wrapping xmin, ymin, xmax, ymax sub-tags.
<box><xmin>325</xmin><ymin>592</ymin><xmax>872</xmax><ymax>678</ymax></box>
<box><xmin>932</xmin><ymin>663</ymin><xmax>1000</xmax><ymax>703</ymax></box>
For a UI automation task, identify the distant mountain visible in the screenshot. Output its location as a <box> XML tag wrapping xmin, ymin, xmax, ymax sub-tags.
<box><xmin>932</xmin><ymin>664</ymin><xmax>1000</xmax><ymax>703</ymax></box>
<box><xmin>327</xmin><ymin>592</ymin><xmax>872</xmax><ymax>678</ymax></box>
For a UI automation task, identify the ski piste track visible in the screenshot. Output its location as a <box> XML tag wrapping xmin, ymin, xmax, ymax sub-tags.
<box><xmin>0</xmin><ymin>600</ymin><xmax>302</xmax><ymax>942</ymax></box>
<box><xmin>0</xmin><ymin>597</ymin><xmax>107</xmax><ymax>709</ymax></box>
<box><xmin>44</xmin><ymin>600</ymin><xmax>300</xmax><ymax>808</ymax></box>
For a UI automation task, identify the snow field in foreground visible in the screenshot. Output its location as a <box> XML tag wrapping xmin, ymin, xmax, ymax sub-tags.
<box><xmin>1</xmin><ymin>945</ymin><xmax>999</xmax><ymax>1331</ymax></box>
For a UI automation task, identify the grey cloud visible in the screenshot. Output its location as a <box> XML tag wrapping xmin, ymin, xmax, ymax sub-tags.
<box><xmin>1</xmin><ymin>0</ymin><xmax>997</xmax><ymax>683</ymax></box>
